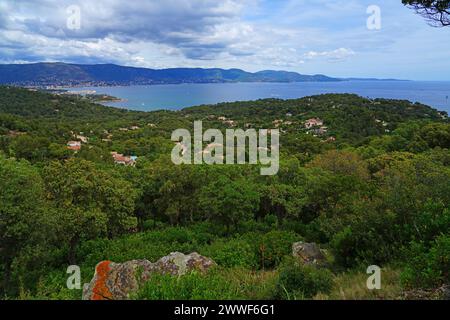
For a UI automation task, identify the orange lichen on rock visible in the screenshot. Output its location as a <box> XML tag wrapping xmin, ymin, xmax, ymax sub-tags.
<box><xmin>92</xmin><ymin>261</ymin><xmax>112</xmax><ymax>300</ymax></box>
<box><xmin>82</xmin><ymin>253</ymin><xmax>216</xmax><ymax>300</ymax></box>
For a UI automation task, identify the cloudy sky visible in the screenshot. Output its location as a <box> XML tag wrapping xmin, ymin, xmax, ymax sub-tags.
<box><xmin>1</xmin><ymin>0</ymin><xmax>450</xmax><ymax>80</ymax></box>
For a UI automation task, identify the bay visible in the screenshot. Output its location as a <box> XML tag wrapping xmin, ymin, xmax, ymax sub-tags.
<box><xmin>67</xmin><ymin>81</ymin><xmax>450</xmax><ymax>113</ymax></box>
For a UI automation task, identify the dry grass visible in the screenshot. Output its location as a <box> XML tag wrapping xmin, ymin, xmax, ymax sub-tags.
<box><xmin>223</xmin><ymin>268</ymin><xmax>278</xmax><ymax>300</ymax></box>
<box><xmin>315</xmin><ymin>268</ymin><xmax>404</xmax><ymax>300</ymax></box>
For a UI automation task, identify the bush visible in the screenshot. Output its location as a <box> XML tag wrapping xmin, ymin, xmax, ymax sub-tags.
<box><xmin>200</xmin><ymin>239</ymin><xmax>257</xmax><ymax>269</ymax></box>
<box><xmin>329</xmin><ymin>199</ymin><xmax>450</xmax><ymax>270</ymax></box>
<box><xmin>239</xmin><ymin>230</ymin><xmax>301</xmax><ymax>269</ymax></box>
<box><xmin>153</xmin><ymin>226</ymin><xmax>194</xmax><ymax>243</ymax></box>
<box><xmin>133</xmin><ymin>267</ymin><xmax>277</xmax><ymax>300</ymax></box>
<box><xmin>330</xmin><ymin>209</ymin><xmax>398</xmax><ymax>268</ymax></box>
<box><xmin>274</xmin><ymin>257</ymin><xmax>333</xmax><ymax>299</ymax></box>
<box><xmin>77</xmin><ymin>229</ymin><xmax>201</xmax><ymax>267</ymax></box>
<box><xmin>263</xmin><ymin>214</ymin><xmax>278</xmax><ymax>228</ymax></box>
<box><xmin>141</xmin><ymin>219</ymin><xmax>166</xmax><ymax>231</ymax></box>
<box><xmin>18</xmin><ymin>269</ymin><xmax>86</xmax><ymax>300</ymax></box>
<box><xmin>189</xmin><ymin>222</ymin><xmax>221</xmax><ymax>245</ymax></box>
<box><xmin>413</xmin><ymin>201</ymin><xmax>450</xmax><ymax>244</ymax></box>
<box><xmin>401</xmin><ymin>235</ymin><xmax>450</xmax><ymax>289</ymax></box>
<box><xmin>237</xmin><ymin>219</ymin><xmax>272</xmax><ymax>234</ymax></box>
<box><xmin>9</xmin><ymin>244</ymin><xmax>65</xmax><ymax>296</ymax></box>
<box><xmin>76</xmin><ymin>238</ymin><xmax>111</xmax><ymax>267</ymax></box>
<box><xmin>259</xmin><ymin>231</ymin><xmax>301</xmax><ymax>269</ymax></box>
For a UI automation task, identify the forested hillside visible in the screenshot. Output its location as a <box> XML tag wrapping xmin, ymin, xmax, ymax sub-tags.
<box><xmin>0</xmin><ymin>63</ymin><xmax>341</xmax><ymax>86</ymax></box>
<box><xmin>0</xmin><ymin>86</ymin><xmax>449</xmax><ymax>300</ymax></box>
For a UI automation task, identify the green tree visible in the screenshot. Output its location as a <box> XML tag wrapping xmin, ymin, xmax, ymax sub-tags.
<box><xmin>199</xmin><ymin>176</ymin><xmax>259</xmax><ymax>232</ymax></box>
<box><xmin>138</xmin><ymin>158</ymin><xmax>203</xmax><ymax>226</ymax></box>
<box><xmin>0</xmin><ymin>156</ymin><xmax>53</xmax><ymax>293</ymax></box>
<box><xmin>10</xmin><ymin>135</ymin><xmax>51</xmax><ymax>162</ymax></box>
<box><xmin>259</xmin><ymin>183</ymin><xmax>304</xmax><ymax>225</ymax></box>
<box><xmin>43</xmin><ymin>159</ymin><xmax>137</xmax><ymax>263</ymax></box>
<box><xmin>307</xmin><ymin>150</ymin><xmax>370</xmax><ymax>181</ymax></box>
<box><xmin>412</xmin><ymin>123</ymin><xmax>450</xmax><ymax>150</ymax></box>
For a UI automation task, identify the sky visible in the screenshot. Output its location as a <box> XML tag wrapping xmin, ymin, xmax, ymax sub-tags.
<box><xmin>0</xmin><ymin>0</ymin><xmax>450</xmax><ymax>80</ymax></box>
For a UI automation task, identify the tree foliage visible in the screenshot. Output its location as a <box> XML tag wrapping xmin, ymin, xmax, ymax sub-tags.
<box><xmin>403</xmin><ymin>0</ymin><xmax>450</xmax><ymax>26</ymax></box>
<box><xmin>0</xmin><ymin>87</ymin><xmax>449</xmax><ymax>298</ymax></box>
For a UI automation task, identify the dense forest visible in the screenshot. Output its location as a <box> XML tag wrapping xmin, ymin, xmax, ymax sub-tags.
<box><xmin>0</xmin><ymin>86</ymin><xmax>449</xmax><ymax>300</ymax></box>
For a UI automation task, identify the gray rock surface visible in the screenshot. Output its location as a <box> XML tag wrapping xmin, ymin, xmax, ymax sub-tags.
<box><xmin>82</xmin><ymin>252</ymin><xmax>215</xmax><ymax>300</ymax></box>
<box><xmin>292</xmin><ymin>242</ymin><xmax>326</xmax><ymax>266</ymax></box>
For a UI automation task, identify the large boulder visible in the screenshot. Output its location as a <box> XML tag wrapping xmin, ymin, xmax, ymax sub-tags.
<box><xmin>82</xmin><ymin>252</ymin><xmax>215</xmax><ymax>300</ymax></box>
<box><xmin>292</xmin><ymin>242</ymin><xmax>326</xmax><ymax>266</ymax></box>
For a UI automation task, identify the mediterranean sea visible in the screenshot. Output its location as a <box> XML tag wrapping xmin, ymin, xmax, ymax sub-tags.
<box><xmin>67</xmin><ymin>81</ymin><xmax>450</xmax><ymax>113</ymax></box>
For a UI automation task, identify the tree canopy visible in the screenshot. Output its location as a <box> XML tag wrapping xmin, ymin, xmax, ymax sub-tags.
<box><xmin>403</xmin><ymin>0</ymin><xmax>450</xmax><ymax>26</ymax></box>
<box><xmin>0</xmin><ymin>86</ymin><xmax>449</xmax><ymax>299</ymax></box>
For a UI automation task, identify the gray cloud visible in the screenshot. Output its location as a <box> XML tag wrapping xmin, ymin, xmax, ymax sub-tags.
<box><xmin>1</xmin><ymin>0</ymin><xmax>247</xmax><ymax>60</ymax></box>
<box><xmin>0</xmin><ymin>0</ymin><xmax>380</xmax><ymax>75</ymax></box>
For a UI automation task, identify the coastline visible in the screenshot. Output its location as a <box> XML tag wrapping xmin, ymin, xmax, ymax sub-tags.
<box><xmin>31</xmin><ymin>78</ymin><xmax>414</xmax><ymax>90</ymax></box>
<box><xmin>57</xmin><ymin>81</ymin><xmax>450</xmax><ymax>114</ymax></box>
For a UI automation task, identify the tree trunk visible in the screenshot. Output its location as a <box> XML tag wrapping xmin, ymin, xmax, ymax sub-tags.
<box><xmin>68</xmin><ymin>236</ymin><xmax>79</xmax><ymax>265</ymax></box>
<box><xmin>2</xmin><ymin>259</ymin><xmax>12</xmax><ymax>295</ymax></box>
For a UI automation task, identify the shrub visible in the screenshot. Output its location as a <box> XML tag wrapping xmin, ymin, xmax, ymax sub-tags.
<box><xmin>401</xmin><ymin>235</ymin><xmax>450</xmax><ymax>289</ymax></box>
<box><xmin>239</xmin><ymin>230</ymin><xmax>301</xmax><ymax>269</ymax></box>
<box><xmin>413</xmin><ymin>201</ymin><xmax>450</xmax><ymax>244</ymax></box>
<box><xmin>330</xmin><ymin>209</ymin><xmax>398</xmax><ymax>268</ymax></box>
<box><xmin>274</xmin><ymin>257</ymin><xmax>333</xmax><ymax>299</ymax></box>
<box><xmin>263</xmin><ymin>214</ymin><xmax>278</xmax><ymax>228</ymax></box>
<box><xmin>141</xmin><ymin>219</ymin><xmax>166</xmax><ymax>231</ymax></box>
<box><xmin>133</xmin><ymin>267</ymin><xmax>277</xmax><ymax>300</ymax></box>
<box><xmin>76</xmin><ymin>238</ymin><xmax>111</xmax><ymax>267</ymax></box>
<box><xmin>259</xmin><ymin>230</ymin><xmax>301</xmax><ymax>269</ymax></box>
<box><xmin>19</xmin><ymin>269</ymin><xmax>87</xmax><ymax>300</ymax></box>
<box><xmin>77</xmin><ymin>230</ymin><xmax>200</xmax><ymax>267</ymax></box>
<box><xmin>154</xmin><ymin>226</ymin><xmax>193</xmax><ymax>243</ymax></box>
<box><xmin>237</xmin><ymin>219</ymin><xmax>272</xmax><ymax>234</ymax></box>
<box><xmin>329</xmin><ymin>199</ymin><xmax>450</xmax><ymax>269</ymax></box>
<box><xmin>200</xmin><ymin>239</ymin><xmax>257</xmax><ymax>269</ymax></box>
<box><xmin>189</xmin><ymin>222</ymin><xmax>221</xmax><ymax>245</ymax></box>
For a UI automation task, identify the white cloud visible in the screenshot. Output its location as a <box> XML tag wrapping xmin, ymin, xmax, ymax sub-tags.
<box><xmin>0</xmin><ymin>0</ymin><xmax>250</xmax><ymax>60</ymax></box>
<box><xmin>0</xmin><ymin>0</ymin><xmax>316</xmax><ymax>69</ymax></box>
<box><xmin>1</xmin><ymin>0</ymin><xmax>449</xmax><ymax>80</ymax></box>
<box><xmin>303</xmin><ymin>48</ymin><xmax>356</xmax><ymax>61</ymax></box>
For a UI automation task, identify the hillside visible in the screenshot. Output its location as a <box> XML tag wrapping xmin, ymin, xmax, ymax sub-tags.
<box><xmin>0</xmin><ymin>63</ymin><xmax>343</xmax><ymax>86</ymax></box>
<box><xmin>0</xmin><ymin>86</ymin><xmax>446</xmax><ymax>145</ymax></box>
<box><xmin>0</xmin><ymin>87</ymin><xmax>449</xmax><ymax>301</ymax></box>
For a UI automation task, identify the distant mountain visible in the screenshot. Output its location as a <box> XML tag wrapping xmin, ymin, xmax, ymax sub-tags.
<box><xmin>0</xmin><ymin>62</ymin><xmax>405</xmax><ymax>87</ymax></box>
<box><xmin>0</xmin><ymin>63</ymin><xmax>343</xmax><ymax>86</ymax></box>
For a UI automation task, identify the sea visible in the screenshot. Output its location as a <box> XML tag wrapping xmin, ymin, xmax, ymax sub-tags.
<box><xmin>67</xmin><ymin>81</ymin><xmax>450</xmax><ymax>114</ymax></box>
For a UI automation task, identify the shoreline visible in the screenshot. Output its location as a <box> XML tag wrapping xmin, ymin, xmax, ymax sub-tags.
<box><xmin>23</xmin><ymin>78</ymin><xmax>421</xmax><ymax>91</ymax></box>
<box><xmin>61</xmin><ymin>82</ymin><xmax>450</xmax><ymax>114</ymax></box>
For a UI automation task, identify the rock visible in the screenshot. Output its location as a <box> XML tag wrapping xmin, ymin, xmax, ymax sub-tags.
<box><xmin>82</xmin><ymin>252</ymin><xmax>215</xmax><ymax>300</ymax></box>
<box><xmin>403</xmin><ymin>285</ymin><xmax>450</xmax><ymax>300</ymax></box>
<box><xmin>292</xmin><ymin>242</ymin><xmax>326</xmax><ymax>266</ymax></box>
<box><xmin>441</xmin><ymin>285</ymin><xmax>450</xmax><ymax>300</ymax></box>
